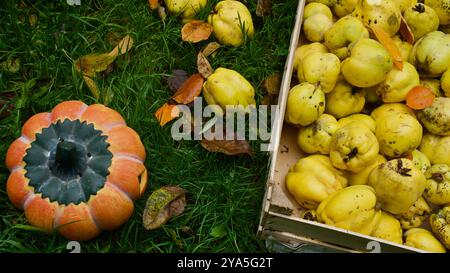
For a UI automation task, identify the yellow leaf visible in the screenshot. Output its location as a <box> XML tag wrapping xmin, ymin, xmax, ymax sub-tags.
<box><xmin>75</xmin><ymin>53</ymin><xmax>116</xmax><ymax>77</ymax></box>
<box><xmin>83</xmin><ymin>76</ymin><xmax>100</xmax><ymax>99</ymax></box>
<box><xmin>109</xmin><ymin>35</ymin><xmax>134</xmax><ymax>57</ymax></box>
<box><xmin>74</xmin><ymin>35</ymin><xmax>133</xmax><ymax>77</ymax></box>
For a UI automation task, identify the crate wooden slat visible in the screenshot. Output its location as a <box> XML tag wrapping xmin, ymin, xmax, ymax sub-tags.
<box><xmin>257</xmin><ymin>0</ymin><xmax>426</xmax><ymax>253</ymax></box>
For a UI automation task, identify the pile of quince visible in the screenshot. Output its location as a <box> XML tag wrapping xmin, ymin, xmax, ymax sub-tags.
<box><xmin>285</xmin><ymin>0</ymin><xmax>450</xmax><ymax>253</ymax></box>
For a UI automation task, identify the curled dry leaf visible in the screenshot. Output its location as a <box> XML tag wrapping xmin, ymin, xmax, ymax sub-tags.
<box><xmin>202</xmin><ymin>42</ymin><xmax>221</xmax><ymax>57</ymax></box>
<box><xmin>143</xmin><ymin>186</ymin><xmax>187</xmax><ymax>230</ymax></box>
<box><xmin>172</xmin><ymin>73</ymin><xmax>204</xmax><ymax>104</ymax></box>
<box><xmin>256</xmin><ymin>0</ymin><xmax>272</xmax><ymax>17</ymax></box>
<box><xmin>262</xmin><ymin>73</ymin><xmax>281</xmax><ymax>95</ymax></box>
<box><xmin>371</xmin><ymin>25</ymin><xmax>403</xmax><ymax>70</ymax></box>
<box><xmin>201</xmin><ymin>125</ymin><xmax>253</xmax><ymax>156</ymax></box>
<box><xmin>181</xmin><ymin>20</ymin><xmax>213</xmax><ymax>43</ymax></box>
<box><xmin>197</xmin><ymin>52</ymin><xmax>213</xmax><ymax>79</ymax></box>
<box><xmin>166</xmin><ymin>69</ymin><xmax>189</xmax><ymax>93</ymax></box>
<box><xmin>400</xmin><ymin>15</ymin><xmax>415</xmax><ymax>44</ymax></box>
<box><xmin>155</xmin><ymin>103</ymin><xmax>180</xmax><ymax>126</ymax></box>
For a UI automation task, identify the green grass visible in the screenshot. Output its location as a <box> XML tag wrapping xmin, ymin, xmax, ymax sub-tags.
<box><xmin>0</xmin><ymin>0</ymin><xmax>297</xmax><ymax>253</ymax></box>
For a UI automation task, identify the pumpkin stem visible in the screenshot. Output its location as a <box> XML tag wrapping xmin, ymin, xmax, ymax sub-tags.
<box><xmin>55</xmin><ymin>141</ymin><xmax>78</xmax><ymax>170</ymax></box>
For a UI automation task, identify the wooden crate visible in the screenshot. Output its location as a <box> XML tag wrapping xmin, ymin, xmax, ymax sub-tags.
<box><xmin>257</xmin><ymin>0</ymin><xmax>425</xmax><ymax>253</ymax></box>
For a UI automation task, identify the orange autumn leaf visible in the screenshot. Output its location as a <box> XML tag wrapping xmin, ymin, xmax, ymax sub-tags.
<box><xmin>155</xmin><ymin>103</ymin><xmax>180</xmax><ymax>126</ymax></box>
<box><xmin>406</xmin><ymin>86</ymin><xmax>436</xmax><ymax>110</ymax></box>
<box><xmin>400</xmin><ymin>15</ymin><xmax>415</xmax><ymax>44</ymax></box>
<box><xmin>181</xmin><ymin>20</ymin><xmax>213</xmax><ymax>43</ymax></box>
<box><xmin>172</xmin><ymin>73</ymin><xmax>204</xmax><ymax>104</ymax></box>
<box><xmin>371</xmin><ymin>25</ymin><xmax>404</xmax><ymax>70</ymax></box>
<box><xmin>148</xmin><ymin>0</ymin><xmax>159</xmax><ymax>10</ymax></box>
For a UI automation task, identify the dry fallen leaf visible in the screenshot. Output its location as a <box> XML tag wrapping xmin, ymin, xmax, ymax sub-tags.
<box><xmin>166</xmin><ymin>69</ymin><xmax>189</xmax><ymax>93</ymax></box>
<box><xmin>143</xmin><ymin>186</ymin><xmax>187</xmax><ymax>230</ymax></box>
<box><xmin>172</xmin><ymin>73</ymin><xmax>204</xmax><ymax>104</ymax></box>
<box><xmin>110</xmin><ymin>35</ymin><xmax>134</xmax><ymax>56</ymax></box>
<box><xmin>400</xmin><ymin>15</ymin><xmax>415</xmax><ymax>44</ymax></box>
<box><xmin>75</xmin><ymin>53</ymin><xmax>116</xmax><ymax>77</ymax></box>
<box><xmin>262</xmin><ymin>73</ymin><xmax>281</xmax><ymax>95</ymax></box>
<box><xmin>75</xmin><ymin>35</ymin><xmax>133</xmax><ymax>77</ymax></box>
<box><xmin>181</xmin><ymin>20</ymin><xmax>213</xmax><ymax>43</ymax></box>
<box><xmin>158</xmin><ymin>5</ymin><xmax>167</xmax><ymax>21</ymax></box>
<box><xmin>256</xmin><ymin>0</ymin><xmax>272</xmax><ymax>17</ymax></box>
<box><xmin>74</xmin><ymin>35</ymin><xmax>133</xmax><ymax>98</ymax></box>
<box><xmin>83</xmin><ymin>76</ymin><xmax>100</xmax><ymax>99</ymax></box>
<box><xmin>29</xmin><ymin>13</ymin><xmax>37</xmax><ymax>27</ymax></box>
<box><xmin>155</xmin><ymin>103</ymin><xmax>180</xmax><ymax>126</ymax></box>
<box><xmin>148</xmin><ymin>0</ymin><xmax>159</xmax><ymax>10</ymax></box>
<box><xmin>99</xmin><ymin>62</ymin><xmax>117</xmax><ymax>79</ymax></box>
<box><xmin>201</xmin><ymin>126</ymin><xmax>253</xmax><ymax>156</ymax></box>
<box><xmin>197</xmin><ymin>52</ymin><xmax>213</xmax><ymax>79</ymax></box>
<box><xmin>202</xmin><ymin>42</ymin><xmax>221</xmax><ymax>57</ymax></box>
<box><xmin>371</xmin><ymin>25</ymin><xmax>403</xmax><ymax>70</ymax></box>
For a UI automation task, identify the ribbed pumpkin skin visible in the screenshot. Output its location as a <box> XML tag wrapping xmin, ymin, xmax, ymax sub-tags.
<box><xmin>5</xmin><ymin>101</ymin><xmax>147</xmax><ymax>241</ymax></box>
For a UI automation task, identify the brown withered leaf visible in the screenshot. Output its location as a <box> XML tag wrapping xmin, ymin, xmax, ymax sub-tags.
<box><xmin>166</xmin><ymin>69</ymin><xmax>189</xmax><ymax>93</ymax></box>
<box><xmin>143</xmin><ymin>186</ymin><xmax>187</xmax><ymax>230</ymax></box>
<box><xmin>197</xmin><ymin>52</ymin><xmax>213</xmax><ymax>79</ymax></box>
<box><xmin>202</xmin><ymin>42</ymin><xmax>221</xmax><ymax>57</ymax></box>
<box><xmin>155</xmin><ymin>103</ymin><xmax>180</xmax><ymax>126</ymax></box>
<box><xmin>99</xmin><ymin>62</ymin><xmax>117</xmax><ymax>79</ymax></box>
<box><xmin>181</xmin><ymin>20</ymin><xmax>213</xmax><ymax>43</ymax></box>
<box><xmin>172</xmin><ymin>73</ymin><xmax>204</xmax><ymax>104</ymax></box>
<box><xmin>400</xmin><ymin>15</ymin><xmax>415</xmax><ymax>44</ymax></box>
<box><xmin>201</xmin><ymin>126</ymin><xmax>253</xmax><ymax>156</ymax></box>
<box><xmin>262</xmin><ymin>73</ymin><xmax>281</xmax><ymax>95</ymax></box>
<box><xmin>256</xmin><ymin>0</ymin><xmax>272</xmax><ymax>17</ymax></box>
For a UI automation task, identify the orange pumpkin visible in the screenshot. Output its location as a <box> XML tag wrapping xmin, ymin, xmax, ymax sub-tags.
<box><xmin>5</xmin><ymin>101</ymin><xmax>148</xmax><ymax>241</ymax></box>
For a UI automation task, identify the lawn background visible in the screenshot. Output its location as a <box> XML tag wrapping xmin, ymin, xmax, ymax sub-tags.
<box><xmin>0</xmin><ymin>0</ymin><xmax>297</xmax><ymax>252</ymax></box>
